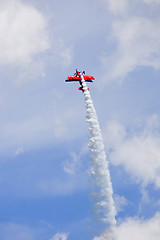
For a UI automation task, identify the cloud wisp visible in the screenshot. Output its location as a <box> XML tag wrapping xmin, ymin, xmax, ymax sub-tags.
<box><xmin>50</xmin><ymin>232</ymin><xmax>69</xmax><ymax>240</ymax></box>
<box><xmin>100</xmin><ymin>0</ymin><xmax>160</xmax><ymax>84</ymax></box>
<box><xmin>103</xmin><ymin>117</ymin><xmax>160</xmax><ymax>188</ymax></box>
<box><xmin>93</xmin><ymin>212</ymin><xmax>160</xmax><ymax>240</ymax></box>
<box><xmin>0</xmin><ymin>0</ymin><xmax>49</xmax><ymax>66</ymax></box>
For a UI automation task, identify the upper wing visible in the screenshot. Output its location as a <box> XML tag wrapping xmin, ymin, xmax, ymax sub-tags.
<box><xmin>65</xmin><ymin>75</ymin><xmax>81</xmax><ymax>82</ymax></box>
<box><xmin>65</xmin><ymin>74</ymin><xmax>95</xmax><ymax>82</ymax></box>
<box><xmin>84</xmin><ymin>76</ymin><xmax>95</xmax><ymax>81</ymax></box>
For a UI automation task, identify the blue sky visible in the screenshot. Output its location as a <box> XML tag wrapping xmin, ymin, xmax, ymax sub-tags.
<box><xmin>0</xmin><ymin>0</ymin><xmax>160</xmax><ymax>239</ymax></box>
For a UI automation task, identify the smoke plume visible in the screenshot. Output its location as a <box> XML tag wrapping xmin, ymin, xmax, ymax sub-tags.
<box><xmin>81</xmin><ymin>74</ymin><xmax>116</xmax><ymax>238</ymax></box>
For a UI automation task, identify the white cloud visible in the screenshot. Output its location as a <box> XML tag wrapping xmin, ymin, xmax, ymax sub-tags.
<box><xmin>101</xmin><ymin>16</ymin><xmax>160</xmax><ymax>83</ymax></box>
<box><xmin>0</xmin><ymin>0</ymin><xmax>73</xmax><ymax>80</ymax></box>
<box><xmin>93</xmin><ymin>230</ymin><xmax>116</xmax><ymax>240</ymax></box>
<box><xmin>50</xmin><ymin>233</ymin><xmax>69</xmax><ymax>240</ymax></box>
<box><xmin>114</xmin><ymin>194</ymin><xmax>128</xmax><ymax>214</ymax></box>
<box><xmin>101</xmin><ymin>0</ymin><xmax>129</xmax><ymax>15</ymax></box>
<box><xmin>103</xmin><ymin>117</ymin><xmax>160</xmax><ymax>187</ymax></box>
<box><xmin>93</xmin><ymin>212</ymin><xmax>160</xmax><ymax>240</ymax></box>
<box><xmin>100</xmin><ymin>0</ymin><xmax>160</xmax><ymax>84</ymax></box>
<box><xmin>115</xmin><ymin>213</ymin><xmax>160</xmax><ymax>240</ymax></box>
<box><xmin>63</xmin><ymin>152</ymin><xmax>80</xmax><ymax>175</ymax></box>
<box><xmin>0</xmin><ymin>0</ymin><xmax>49</xmax><ymax>65</ymax></box>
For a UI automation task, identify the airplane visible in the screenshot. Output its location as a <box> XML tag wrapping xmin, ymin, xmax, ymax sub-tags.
<box><xmin>65</xmin><ymin>69</ymin><xmax>95</xmax><ymax>91</ymax></box>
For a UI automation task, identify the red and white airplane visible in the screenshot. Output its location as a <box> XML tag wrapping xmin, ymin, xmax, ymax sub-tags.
<box><xmin>65</xmin><ymin>69</ymin><xmax>95</xmax><ymax>91</ymax></box>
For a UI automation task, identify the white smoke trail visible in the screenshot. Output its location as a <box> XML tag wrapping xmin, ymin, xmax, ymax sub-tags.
<box><xmin>80</xmin><ymin>74</ymin><xmax>116</xmax><ymax>237</ymax></box>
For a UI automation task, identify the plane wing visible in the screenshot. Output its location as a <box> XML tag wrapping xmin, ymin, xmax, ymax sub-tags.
<box><xmin>65</xmin><ymin>70</ymin><xmax>95</xmax><ymax>91</ymax></box>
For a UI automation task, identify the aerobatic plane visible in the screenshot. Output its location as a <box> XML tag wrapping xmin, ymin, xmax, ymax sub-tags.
<box><xmin>65</xmin><ymin>69</ymin><xmax>95</xmax><ymax>91</ymax></box>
